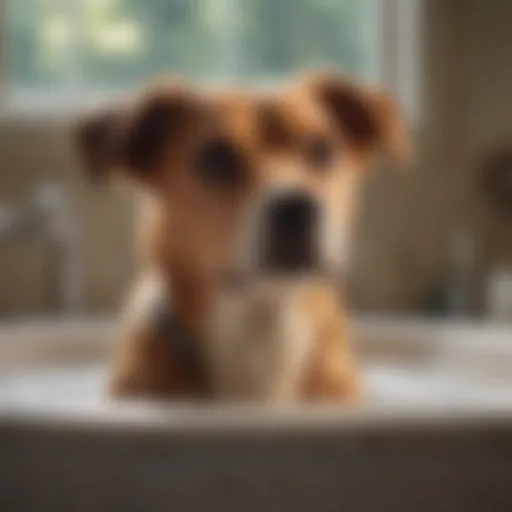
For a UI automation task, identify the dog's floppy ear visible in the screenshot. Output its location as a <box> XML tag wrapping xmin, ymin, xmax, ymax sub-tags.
<box><xmin>73</xmin><ymin>81</ymin><xmax>195</xmax><ymax>183</ymax></box>
<box><xmin>73</xmin><ymin>107</ymin><xmax>122</xmax><ymax>183</ymax></box>
<box><xmin>308</xmin><ymin>71</ymin><xmax>410</xmax><ymax>167</ymax></box>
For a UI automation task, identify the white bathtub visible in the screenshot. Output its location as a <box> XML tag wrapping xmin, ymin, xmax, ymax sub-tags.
<box><xmin>1</xmin><ymin>317</ymin><xmax>512</xmax><ymax>511</ymax></box>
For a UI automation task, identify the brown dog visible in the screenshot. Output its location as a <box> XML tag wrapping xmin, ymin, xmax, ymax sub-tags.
<box><xmin>75</xmin><ymin>71</ymin><xmax>408</xmax><ymax>403</ymax></box>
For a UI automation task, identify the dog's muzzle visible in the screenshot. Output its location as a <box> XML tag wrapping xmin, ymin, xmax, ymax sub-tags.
<box><xmin>259</xmin><ymin>190</ymin><xmax>319</xmax><ymax>274</ymax></box>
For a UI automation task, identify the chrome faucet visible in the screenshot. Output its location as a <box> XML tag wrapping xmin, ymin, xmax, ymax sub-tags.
<box><xmin>0</xmin><ymin>183</ymin><xmax>82</xmax><ymax>314</ymax></box>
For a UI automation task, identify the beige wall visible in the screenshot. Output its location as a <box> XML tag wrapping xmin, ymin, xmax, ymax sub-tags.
<box><xmin>0</xmin><ymin>0</ymin><xmax>511</xmax><ymax>315</ymax></box>
<box><xmin>465</xmin><ymin>0</ymin><xmax>512</xmax><ymax>263</ymax></box>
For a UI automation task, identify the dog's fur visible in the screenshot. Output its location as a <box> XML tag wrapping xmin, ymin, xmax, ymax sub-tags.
<box><xmin>74</xmin><ymin>71</ymin><xmax>408</xmax><ymax>403</ymax></box>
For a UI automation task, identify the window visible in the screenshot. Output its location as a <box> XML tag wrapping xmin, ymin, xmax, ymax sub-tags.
<box><xmin>1</xmin><ymin>0</ymin><xmax>420</xmax><ymax>111</ymax></box>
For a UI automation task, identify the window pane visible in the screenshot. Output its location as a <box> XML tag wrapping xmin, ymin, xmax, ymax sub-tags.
<box><xmin>79</xmin><ymin>0</ymin><xmax>218</xmax><ymax>88</ymax></box>
<box><xmin>7</xmin><ymin>0</ymin><xmax>219</xmax><ymax>91</ymax></box>
<box><xmin>238</xmin><ymin>0</ymin><xmax>372</xmax><ymax>80</ymax></box>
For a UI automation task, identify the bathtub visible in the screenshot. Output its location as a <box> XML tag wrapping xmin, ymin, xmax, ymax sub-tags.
<box><xmin>1</xmin><ymin>317</ymin><xmax>512</xmax><ymax>511</ymax></box>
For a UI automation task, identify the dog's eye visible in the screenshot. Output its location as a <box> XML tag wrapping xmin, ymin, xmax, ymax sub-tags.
<box><xmin>193</xmin><ymin>139</ymin><xmax>246</xmax><ymax>188</ymax></box>
<box><xmin>303</xmin><ymin>136</ymin><xmax>336</xmax><ymax>169</ymax></box>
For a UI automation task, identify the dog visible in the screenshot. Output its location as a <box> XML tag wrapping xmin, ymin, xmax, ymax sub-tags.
<box><xmin>74</xmin><ymin>71</ymin><xmax>409</xmax><ymax>403</ymax></box>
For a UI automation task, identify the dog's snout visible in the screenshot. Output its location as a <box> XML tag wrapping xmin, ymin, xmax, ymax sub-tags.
<box><xmin>260</xmin><ymin>191</ymin><xmax>319</xmax><ymax>273</ymax></box>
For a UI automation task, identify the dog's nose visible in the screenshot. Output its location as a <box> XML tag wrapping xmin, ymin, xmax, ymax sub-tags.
<box><xmin>261</xmin><ymin>191</ymin><xmax>319</xmax><ymax>273</ymax></box>
<box><xmin>269</xmin><ymin>193</ymin><xmax>316</xmax><ymax>236</ymax></box>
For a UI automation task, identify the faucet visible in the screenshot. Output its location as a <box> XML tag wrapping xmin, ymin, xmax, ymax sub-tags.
<box><xmin>0</xmin><ymin>183</ymin><xmax>82</xmax><ymax>315</ymax></box>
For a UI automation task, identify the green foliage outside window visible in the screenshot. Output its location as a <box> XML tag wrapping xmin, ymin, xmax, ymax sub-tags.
<box><xmin>7</xmin><ymin>0</ymin><xmax>371</xmax><ymax>90</ymax></box>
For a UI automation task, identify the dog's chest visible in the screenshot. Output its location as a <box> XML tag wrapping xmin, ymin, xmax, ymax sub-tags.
<box><xmin>206</xmin><ymin>287</ymin><xmax>314</xmax><ymax>402</ymax></box>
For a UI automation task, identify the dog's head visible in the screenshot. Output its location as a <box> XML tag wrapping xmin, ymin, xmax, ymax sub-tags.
<box><xmin>75</xmin><ymin>72</ymin><xmax>409</xmax><ymax>285</ymax></box>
